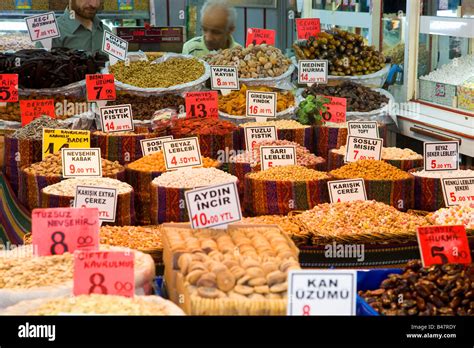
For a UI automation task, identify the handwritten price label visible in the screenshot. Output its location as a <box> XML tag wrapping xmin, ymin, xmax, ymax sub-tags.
<box><xmin>99</xmin><ymin>104</ymin><xmax>134</xmax><ymax>133</ymax></box>
<box><xmin>185</xmin><ymin>91</ymin><xmax>219</xmax><ymax>119</ymax></box>
<box><xmin>321</xmin><ymin>96</ymin><xmax>347</xmax><ymax>123</ymax></box>
<box><xmin>74</xmin><ymin>186</ymin><xmax>118</xmax><ymax>223</ymax></box>
<box><xmin>260</xmin><ymin>145</ymin><xmax>296</xmax><ymax>171</ymax></box>
<box><xmin>25</xmin><ymin>12</ymin><xmax>60</xmax><ymax>42</ymax></box>
<box><xmin>424</xmin><ymin>141</ymin><xmax>459</xmax><ymax>172</ymax></box>
<box><xmin>102</xmin><ymin>31</ymin><xmax>128</xmax><ymax>61</ymax></box>
<box><xmin>345</xmin><ymin>136</ymin><xmax>383</xmax><ymax>163</ymax></box>
<box><xmin>162</xmin><ymin>137</ymin><xmax>202</xmax><ymax>171</ymax></box>
<box><xmin>298</xmin><ymin>60</ymin><xmax>328</xmax><ymax>85</ymax></box>
<box><xmin>441</xmin><ymin>177</ymin><xmax>474</xmax><ymax>207</ymax></box>
<box><xmin>210</xmin><ymin>66</ymin><xmax>239</xmax><ymax>90</ymax></box>
<box><xmin>74</xmin><ymin>251</ymin><xmax>135</xmax><ymax>297</ymax></box>
<box><xmin>140</xmin><ymin>136</ymin><xmax>173</xmax><ymax>156</ymax></box>
<box><xmin>296</xmin><ymin>18</ymin><xmax>321</xmax><ymax>40</ymax></box>
<box><xmin>0</xmin><ymin>74</ymin><xmax>18</xmax><ymax>103</ymax></box>
<box><xmin>327</xmin><ymin>179</ymin><xmax>367</xmax><ymax>203</ymax></box>
<box><xmin>246</xmin><ymin>28</ymin><xmax>276</xmax><ymax>47</ymax></box>
<box><xmin>417</xmin><ymin>225</ymin><xmax>471</xmax><ymax>267</ymax></box>
<box><xmin>86</xmin><ymin>74</ymin><xmax>116</xmax><ymax>102</ymax></box>
<box><xmin>62</xmin><ymin>148</ymin><xmax>102</xmax><ymax>178</ymax></box>
<box><xmin>20</xmin><ymin>99</ymin><xmax>55</xmax><ymax>126</ymax></box>
<box><xmin>31</xmin><ymin>207</ymin><xmax>100</xmax><ymax>256</ymax></box>
<box><xmin>42</xmin><ymin>128</ymin><xmax>90</xmax><ymax>160</ymax></box>
<box><xmin>246</xmin><ymin>91</ymin><xmax>277</xmax><ymax>118</ymax></box>
<box><xmin>244</xmin><ymin>125</ymin><xmax>277</xmax><ymax>151</ymax></box>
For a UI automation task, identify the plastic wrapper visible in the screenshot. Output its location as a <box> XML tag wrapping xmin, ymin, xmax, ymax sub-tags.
<box><xmin>18</xmin><ymin>80</ymin><xmax>86</xmax><ymax>99</ymax></box>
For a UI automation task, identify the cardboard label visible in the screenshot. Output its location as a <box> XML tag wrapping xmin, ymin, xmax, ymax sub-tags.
<box><xmin>441</xmin><ymin>177</ymin><xmax>474</xmax><ymax>207</ymax></box>
<box><xmin>74</xmin><ymin>251</ymin><xmax>135</xmax><ymax>297</ymax></box>
<box><xmin>86</xmin><ymin>74</ymin><xmax>116</xmax><ymax>102</ymax></box>
<box><xmin>25</xmin><ymin>12</ymin><xmax>60</xmax><ymax>42</ymax></box>
<box><xmin>210</xmin><ymin>66</ymin><xmax>239</xmax><ymax>90</ymax></box>
<box><xmin>345</xmin><ymin>136</ymin><xmax>383</xmax><ymax>163</ymax></box>
<box><xmin>287</xmin><ymin>270</ymin><xmax>357</xmax><ymax>316</ymax></box>
<box><xmin>260</xmin><ymin>145</ymin><xmax>296</xmax><ymax>171</ymax></box>
<box><xmin>244</xmin><ymin>126</ymin><xmax>277</xmax><ymax>151</ymax></box>
<box><xmin>424</xmin><ymin>141</ymin><xmax>459</xmax><ymax>171</ymax></box>
<box><xmin>42</xmin><ymin>129</ymin><xmax>90</xmax><ymax>160</ymax></box>
<box><xmin>20</xmin><ymin>99</ymin><xmax>55</xmax><ymax>126</ymax></box>
<box><xmin>0</xmin><ymin>74</ymin><xmax>19</xmax><ymax>103</ymax></box>
<box><xmin>321</xmin><ymin>96</ymin><xmax>347</xmax><ymax>124</ymax></box>
<box><xmin>417</xmin><ymin>225</ymin><xmax>471</xmax><ymax>267</ymax></box>
<box><xmin>298</xmin><ymin>60</ymin><xmax>328</xmax><ymax>85</ymax></box>
<box><xmin>296</xmin><ymin>18</ymin><xmax>321</xmax><ymax>40</ymax></box>
<box><xmin>327</xmin><ymin>179</ymin><xmax>367</xmax><ymax>203</ymax></box>
<box><xmin>347</xmin><ymin>121</ymin><xmax>379</xmax><ymax>138</ymax></box>
<box><xmin>140</xmin><ymin>136</ymin><xmax>173</xmax><ymax>156</ymax></box>
<box><xmin>62</xmin><ymin>148</ymin><xmax>102</xmax><ymax>178</ymax></box>
<box><xmin>74</xmin><ymin>186</ymin><xmax>118</xmax><ymax>223</ymax></box>
<box><xmin>31</xmin><ymin>207</ymin><xmax>100</xmax><ymax>256</ymax></box>
<box><xmin>102</xmin><ymin>31</ymin><xmax>128</xmax><ymax>61</ymax></box>
<box><xmin>185</xmin><ymin>91</ymin><xmax>219</xmax><ymax>119</ymax></box>
<box><xmin>99</xmin><ymin>104</ymin><xmax>134</xmax><ymax>133</ymax></box>
<box><xmin>246</xmin><ymin>91</ymin><xmax>277</xmax><ymax>118</ymax></box>
<box><xmin>162</xmin><ymin>137</ymin><xmax>202</xmax><ymax>171</ymax></box>
<box><xmin>246</xmin><ymin>28</ymin><xmax>276</xmax><ymax>47</ymax></box>
<box><xmin>186</xmin><ymin>182</ymin><xmax>242</xmax><ymax>229</ymax></box>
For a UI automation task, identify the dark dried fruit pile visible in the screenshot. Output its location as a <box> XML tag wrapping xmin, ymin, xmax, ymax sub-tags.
<box><xmin>303</xmin><ymin>81</ymin><xmax>389</xmax><ymax>112</ymax></box>
<box><xmin>359</xmin><ymin>260</ymin><xmax>474</xmax><ymax>316</ymax></box>
<box><xmin>0</xmin><ymin>48</ymin><xmax>108</xmax><ymax>89</ymax></box>
<box><xmin>170</xmin><ymin>118</ymin><xmax>238</xmax><ymax>137</ymax></box>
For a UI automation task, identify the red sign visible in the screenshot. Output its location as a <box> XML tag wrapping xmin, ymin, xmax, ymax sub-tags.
<box><xmin>74</xmin><ymin>251</ymin><xmax>135</xmax><ymax>297</ymax></box>
<box><xmin>86</xmin><ymin>74</ymin><xmax>116</xmax><ymax>102</ymax></box>
<box><xmin>0</xmin><ymin>74</ymin><xmax>19</xmax><ymax>103</ymax></box>
<box><xmin>185</xmin><ymin>91</ymin><xmax>219</xmax><ymax>119</ymax></box>
<box><xmin>246</xmin><ymin>28</ymin><xmax>276</xmax><ymax>47</ymax></box>
<box><xmin>20</xmin><ymin>99</ymin><xmax>55</xmax><ymax>126</ymax></box>
<box><xmin>296</xmin><ymin>18</ymin><xmax>321</xmax><ymax>40</ymax></box>
<box><xmin>31</xmin><ymin>207</ymin><xmax>100</xmax><ymax>256</ymax></box>
<box><xmin>321</xmin><ymin>96</ymin><xmax>347</xmax><ymax>123</ymax></box>
<box><xmin>417</xmin><ymin>225</ymin><xmax>472</xmax><ymax>267</ymax></box>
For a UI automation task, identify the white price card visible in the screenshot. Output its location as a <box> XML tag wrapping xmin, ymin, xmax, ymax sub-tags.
<box><xmin>62</xmin><ymin>148</ymin><xmax>102</xmax><ymax>178</ymax></box>
<box><xmin>347</xmin><ymin>121</ymin><xmax>379</xmax><ymax>139</ymax></box>
<box><xmin>140</xmin><ymin>136</ymin><xmax>174</xmax><ymax>156</ymax></box>
<box><xmin>210</xmin><ymin>66</ymin><xmax>239</xmax><ymax>90</ymax></box>
<box><xmin>246</xmin><ymin>91</ymin><xmax>277</xmax><ymax>118</ymax></box>
<box><xmin>162</xmin><ymin>137</ymin><xmax>202</xmax><ymax>171</ymax></box>
<box><xmin>260</xmin><ymin>146</ymin><xmax>296</xmax><ymax>171</ymax></box>
<box><xmin>287</xmin><ymin>270</ymin><xmax>357</xmax><ymax>316</ymax></box>
<box><xmin>424</xmin><ymin>141</ymin><xmax>459</xmax><ymax>171</ymax></box>
<box><xmin>99</xmin><ymin>104</ymin><xmax>134</xmax><ymax>133</ymax></box>
<box><xmin>102</xmin><ymin>31</ymin><xmax>128</xmax><ymax>61</ymax></box>
<box><xmin>298</xmin><ymin>60</ymin><xmax>328</xmax><ymax>85</ymax></box>
<box><xmin>244</xmin><ymin>126</ymin><xmax>277</xmax><ymax>151</ymax></box>
<box><xmin>345</xmin><ymin>136</ymin><xmax>383</xmax><ymax>163</ymax></box>
<box><xmin>74</xmin><ymin>186</ymin><xmax>118</xmax><ymax>223</ymax></box>
<box><xmin>25</xmin><ymin>12</ymin><xmax>60</xmax><ymax>42</ymax></box>
<box><xmin>185</xmin><ymin>182</ymin><xmax>242</xmax><ymax>229</ymax></box>
<box><xmin>327</xmin><ymin>179</ymin><xmax>367</xmax><ymax>203</ymax></box>
<box><xmin>441</xmin><ymin>177</ymin><xmax>474</xmax><ymax>207</ymax></box>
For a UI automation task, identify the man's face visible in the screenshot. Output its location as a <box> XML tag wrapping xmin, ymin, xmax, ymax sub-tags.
<box><xmin>71</xmin><ymin>0</ymin><xmax>101</xmax><ymax>20</ymax></box>
<box><xmin>201</xmin><ymin>7</ymin><xmax>234</xmax><ymax>51</ymax></box>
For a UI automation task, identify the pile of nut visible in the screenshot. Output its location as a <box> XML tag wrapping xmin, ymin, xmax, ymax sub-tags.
<box><xmin>333</xmin><ymin>146</ymin><xmax>423</xmax><ymax>160</ymax></box>
<box><xmin>247</xmin><ymin>165</ymin><xmax>328</xmax><ymax>182</ymax></box>
<box><xmin>240</xmin><ymin>119</ymin><xmax>309</xmax><ymax>129</ymax></box>
<box><xmin>330</xmin><ymin>160</ymin><xmax>412</xmax><ymax>181</ymax></box>
<box><xmin>42</xmin><ymin>178</ymin><xmax>133</xmax><ymax>196</ymax></box>
<box><xmin>359</xmin><ymin>260</ymin><xmax>474</xmax><ymax>316</ymax></box>
<box><xmin>152</xmin><ymin>167</ymin><xmax>237</xmax><ymax>189</ymax></box>
<box><xmin>205</xmin><ymin>44</ymin><xmax>292</xmax><ymax>79</ymax></box>
<box><xmin>100</xmin><ymin>225</ymin><xmax>163</xmax><ymax>250</ymax></box>
<box><xmin>0</xmin><ymin>34</ymin><xmax>36</xmax><ymax>52</ymax></box>
<box><xmin>127</xmin><ymin>152</ymin><xmax>219</xmax><ymax>172</ymax></box>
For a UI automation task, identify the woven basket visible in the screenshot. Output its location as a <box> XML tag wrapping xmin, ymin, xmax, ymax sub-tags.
<box><xmin>150</xmin><ymin>184</ymin><xmax>190</xmax><ymax>224</ymax></box>
<box><xmin>328</xmin><ymin>150</ymin><xmax>424</xmax><ymax>171</ymax></box>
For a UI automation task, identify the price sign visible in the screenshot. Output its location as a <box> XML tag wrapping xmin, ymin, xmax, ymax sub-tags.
<box><xmin>260</xmin><ymin>145</ymin><xmax>296</xmax><ymax>171</ymax></box>
<box><xmin>244</xmin><ymin>125</ymin><xmax>277</xmax><ymax>151</ymax></box>
<box><xmin>287</xmin><ymin>270</ymin><xmax>357</xmax><ymax>316</ymax></box>
<box><xmin>86</xmin><ymin>74</ymin><xmax>116</xmax><ymax>102</ymax></box>
<box><xmin>328</xmin><ymin>179</ymin><xmax>367</xmax><ymax>203</ymax></box>
<box><xmin>185</xmin><ymin>182</ymin><xmax>242</xmax><ymax>229</ymax></box>
<box><xmin>296</xmin><ymin>18</ymin><xmax>321</xmax><ymax>40</ymax></box>
<box><xmin>31</xmin><ymin>207</ymin><xmax>100</xmax><ymax>256</ymax></box>
<box><xmin>74</xmin><ymin>251</ymin><xmax>135</xmax><ymax>297</ymax></box>
<box><xmin>417</xmin><ymin>225</ymin><xmax>471</xmax><ymax>267</ymax></box>
<box><xmin>140</xmin><ymin>136</ymin><xmax>173</xmax><ymax>156</ymax></box>
<box><xmin>42</xmin><ymin>129</ymin><xmax>90</xmax><ymax>160</ymax></box>
<box><xmin>246</xmin><ymin>91</ymin><xmax>277</xmax><ymax>118</ymax></box>
<box><xmin>347</xmin><ymin>121</ymin><xmax>379</xmax><ymax>139</ymax></box>
<box><xmin>25</xmin><ymin>12</ymin><xmax>60</xmax><ymax>42</ymax></box>
<box><xmin>185</xmin><ymin>91</ymin><xmax>219</xmax><ymax>119</ymax></box>
<box><xmin>321</xmin><ymin>96</ymin><xmax>347</xmax><ymax>123</ymax></box>
<box><xmin>298</xmin><ymin>60</ymin><xmax>328</xmax><ymax>85</ymax></box>
<box><xmin>99</xmin><ymin>104</ymin><xmax>134</xmax><ymax>133</ymax></box>
<box><xmin>74</xmin><ymin>186</ymin><xmax>118</xmax><ymax>223</ymax></box>
<box><xmin>62</xmin><ymin>148</ymin><xmax>102</xmax><ymax>178</ymax></box>
<box><xmin>441</xmin><ymin>177</ymin><xmax>474</xmax><ymax>206</ymax></box>
<box><xmin>20</xmin><ymin>99</ymin><xmax>55</xmax><ymax>126</ymax></box>
<box><xmin>0</xmin><ymin>74</ymin><xmax>18</xmax><ymax>103</ymax></box>
<box><xmin>210</xmin><ymin>66</ymin><xmax>239</xmax><ymax>90</ymax></box>
<box><xmin>102</xmin><ymin>31</ymin><xmax>128</xmax><ymax>61</ymax></box>
<box><xmin>162</xmin><ymin>137</ymin><xmax>202</xmax><ymax>171</ymax></box>
<box><xmin>246</xmin><ymin>28</ymin><xmax>276</xmax><ymax>47</ymax></box>
<box><xmin>345</xmin><ymin>136</ymin><xmax>383</xmax><ymax>163</ymax></box>
<box><xmin>424</xmin><ymin>141</ymin><xmax>459</xmax><ymax>172</ymax></box>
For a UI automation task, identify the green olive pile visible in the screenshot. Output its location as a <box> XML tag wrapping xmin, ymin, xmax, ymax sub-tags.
<box><xmin>294</xmin><ymin>29</ymin><xmax>388</xmax><ymax>76</ymax></box>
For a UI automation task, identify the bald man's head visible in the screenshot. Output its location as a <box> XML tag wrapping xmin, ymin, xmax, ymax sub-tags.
<box><xmin>200</xmin><ymin>0</ymin><xmax>237</xmax><ymax>51</ymax></box>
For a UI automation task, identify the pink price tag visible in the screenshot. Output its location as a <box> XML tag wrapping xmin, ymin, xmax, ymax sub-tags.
<box><xmin>74</xmin><ymin>251</ymin><xmax>135</xmax><ymax>297</ymax></box>
<box><xmin>321</xmin><ymin>96</ymin><xmax>347</xmax><ymax>123</ymax></box>
<box><xmin>185</xmin><ymin>91</ymin><xmax>219</xmax><ymax>119</ymax></box>
<box><xmin>296</xmin><ymin>18</ymin><xmax>321</xmax><ymax>40</ymax></box>
<box><xmin>246</xmin><ymin>28</ymin><xmax>276</xmax><ymax>47</ymax></box>
<box><xmin>31</xmin><ymin>207</ymin><xmax>100</xmax><ymax>256</ymax></box>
